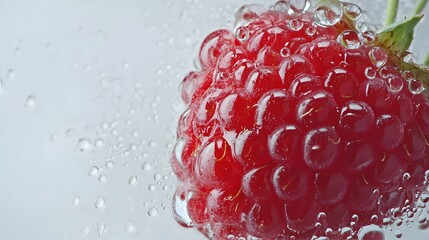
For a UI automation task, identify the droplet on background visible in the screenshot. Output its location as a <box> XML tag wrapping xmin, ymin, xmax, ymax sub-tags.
<box><xmin>148</xmin><ymin>207</ymin><xmax>158</xmax><ymax>217</ymax></box>
<box><xmin>342</xmin><ymin>2</ymin><xmax>362</xmax><ymax>21</ymax></box>
<box><xmin>24</xmin><ymin>95</ymin><xmax>36</xmax><ymax>110</ymax></box>
<box><xmin>357</xmin><ymin>224</ymin><xmax>384</xmax><ymax>240</ymax></box>
<box><xmin>124</xmin><ymin>222</ymin><xmax>137</xmax><ymax>234</ymax></box>
<box><xmin>313</xmin><ymin>3</ymin><xmax>343</xmax><ymax>26</ymax></box>
<box><xmin>96</xmin><ymin>222</ymin><xmax>106</xmax><ymax>238</ymax></box>
<box><xmin>72</xmin><ymin>195</ymin><xmax>80</xmax><ymax>206</ymax></box>
<box><xmin>128</xmin><ymin>176</ymin><xmax>138</xmax><ymax>186</ymax></box>
<box><xmin>94</xmin><ymin>196</ymin><xmax>106</xmax><ymax>209</ymax></box>
<box><xmin>6</xmin><ymin>69</ymin><xmax>16</xmax><ymax>79</ymax></box>
<box><xmin>337</xmin><ymin>30</ymin><xmax>361</xmax><ymax>49</ymax></box>
<box><xmin>79</xmin><ymin>227</ymin><xmax>90</xmax><ymax>236</ymax></box>
<box><xmin>369</xmin><ymin>47</ymin><xmax>388</xmax><ymax>68</ymax></box>
<box><xmin>408</xmin><ymin>78</ymin><xmax>425</xmax><ymax>94</ymax></box>
<box><xmin>88</xmin><ymin>166</ymin><xmax>99</xmax><ymax>176</ymax></box>
<box><xmin>76</xmin><ymin>138</ymin><xmax>93</xmax><ymax>152</ymax></box>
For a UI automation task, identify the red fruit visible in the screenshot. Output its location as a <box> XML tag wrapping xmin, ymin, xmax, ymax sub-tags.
<box><xmin>172</xmin><ymin>1</ymin><xmax>429</xmax><ymax>239</ymax></box>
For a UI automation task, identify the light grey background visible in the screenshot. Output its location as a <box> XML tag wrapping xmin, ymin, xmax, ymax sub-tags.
<box><xmin>0</xmin><ymin>0</ymin><xmax>427</xmax><ymax>240</ymax></box>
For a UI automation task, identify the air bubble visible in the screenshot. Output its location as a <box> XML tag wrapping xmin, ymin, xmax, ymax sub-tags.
<box><xmin>129</xmin><ymin>176</ymin><xmax>138</xmax><ymax>185</ymax></box>
<box><xmin>364</xmin><ymin>67</ymin><xmax>376</xmax><ymax>79</ymax></box>
<box><xmin>342</xmin><ymin>2</ymin><xmax>362</xmax><ymax>21</ymax></box>
<box><xmin>369</xmin><ymin>47</ymin><xmax>388</xmax><ymax>68</ymax></box>
<box><xmin>88</xmin><ymin>166</ymin><xmax>99</xmax><ymax>176</ymax></box>
<box><xmin>408</xmin><ymin>78</ymin><xmax>425</xmax><ymax>94</ymax></box>
<box><xmin>274</xmin><ymin>1</ymin><xmax>290</xmax><ymax>11</ymax></box>
<box><xmin>387</xmin><ymin>76</ymin><xmax>404</xmax><ymax>92</ymax></box>
<box><xmin>288</xmin><ymin>19</ymin><xmax>304</xmax><ymax>31</ymax></box>
<box><xmin>24</xmin><ymin>95</ymin><xmax>36</xmax><ymax>110</ymax></box>
<box><xmin>148</xmin><ymin>207</ymin><xmax>158</xmax><ymax>217</ymax></box>
<box><xmin>76</xmin><ymin>138</ymin><xmax>93</xmax><ymax>152</ymax></box>
<box><xmin>313</xmin><ymin>3</ymin><xmax>343</xmax><ymax>27</ymax></box>
<box><xmin>337</xmin><ymin>30</ymin><xmax>361</xmax><ymax>49</ymax></box>
<box><xmin>94</xmin><ymin>196</ymin><xmax>106</xmax><ymax>209</ymax></box>
<box><xmin>235</xmin><ymin>26</ymin><xmax>249</xmax><ymax>41</ymax></box>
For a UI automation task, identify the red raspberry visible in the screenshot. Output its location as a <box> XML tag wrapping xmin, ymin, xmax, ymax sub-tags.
<box><xmin>172</xmin><ymin>1</ymin><xmax>429</xmax><ymax>239</ymax></box>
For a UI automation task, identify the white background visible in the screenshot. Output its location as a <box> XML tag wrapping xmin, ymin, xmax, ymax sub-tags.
<box><xmin>0</xmin><ymin>0</ymin><xmax>428</xmax><ymax>239</ymax></box>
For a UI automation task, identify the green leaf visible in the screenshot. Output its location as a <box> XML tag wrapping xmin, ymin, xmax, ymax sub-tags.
<box><xmin>375</xmin><ymin>15</ymin><xmax>423</xmax><ymax>58</ymax></box>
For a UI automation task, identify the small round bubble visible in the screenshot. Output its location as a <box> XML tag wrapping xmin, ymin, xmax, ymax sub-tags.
<box><xmin>306</xmin><ymin>25</ymin><xmax>317</xmax><ymax>36</ymax></box>
<box><xmin>274</xmin><ymin>0</ymin><xmax>290</xmax><ymax>11</ymax></box>
<box><xmin>408</xmin><ymin>78</ymin><xmax>425</xmax><ymax>94</ymax></box>
<box><xmin>369</xmin><ymin>47</ymin><xmax>388</xmax><ymax>68</ymax></box>
<box><xmin>280</xmin><ymin>47</ymin><xmax>290</xmax><ymax>57</ymax></box>
<box><xmin>387</xmin><ymin>76</ymin><xmax>404</xmax><ymax>92</ymax></box>
<box><xmin>288</xmin><ymin>19</ymin><xmax>304</xmax><ymax>31</ymax></box>
<box><xmin>364</xmin><ymin>67</ymin><xmax>376</xmax><ymax>79</ymax></box>
<box><xmin>337</xmin><ymin>30</ymin><xmax>361</xmax><ymax>49</ymax></box>
<box><xmin>342</xmin><ymin>2</ymin><xmax>362</xmax><ymax>21</ymax></box>
<box><xmin>235</xmin><ymin>26</ymin><xmax>249</xmax><ymax>41</ymax></box>
<box><xmin>148</xmin><ymin>207</ymin><xmax>158</xmax><ymax>217</ymax></box>
<box><xmin>313</xmin><ymin>3</ymin><xmax>343</xmax><ymax>27</ymax></box>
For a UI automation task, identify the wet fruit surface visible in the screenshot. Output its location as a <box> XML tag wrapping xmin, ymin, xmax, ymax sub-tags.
<box><xmin>171</xmin><ymin>1</ymin><xmax>429</xmax><ymax>239</ymax></box>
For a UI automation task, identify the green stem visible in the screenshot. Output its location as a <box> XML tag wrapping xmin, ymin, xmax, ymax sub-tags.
<box><xmin>415</xmin><ymin>0</ymin><xmax>429</xmax><ymax>15</ymax></box>
<box><xmin>385</xmin><ymin>0</ymin><xmax>399</xmax><ymax>26</ymax></box>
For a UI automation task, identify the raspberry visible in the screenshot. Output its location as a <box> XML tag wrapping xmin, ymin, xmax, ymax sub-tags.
<box><xmin>172</xmin><ymin>1</ymin><xmax>429</xmax><ymax>239</ymax></box>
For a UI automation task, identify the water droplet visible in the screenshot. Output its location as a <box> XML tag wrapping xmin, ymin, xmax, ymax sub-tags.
<box><xmin>418</xmin><ymin>215</ymin><xmax>427</xmax><ymax>224</ymax></box>
<box><xmin>369</xmin><ymin>47</ymin><xmax>388</xmax><ymax>68</ymax></box>
<box><xmin>337</xmin><ymin>30</ymin><xmax>361</xmax><ymax>49</ymax></box>
<box><xmin>154</xmin><ymin>172</ymin><xmax>162</xmax><ymax>181</ymax></box>
<box><xmin>124</xmin><ymin>222</ymin><xmax>137</xmax><ymax>233</ymax></box>
<box><xmin>94</xmin><ymin>196</ymin><xmax>106</xmax><ymax>209</ymax></box>
<box><xmin>235</xmin><ymin>26</ymin><xmax>249</xmax><ymax>41</ymax></box>
<box><xmin>142</xmin><ymin>162</ymin><xmax>152</xmax><ymax>171</ymax></box>
<box><xmin>6</xmin><ymin>69</ymin><xmax>16</xmax><ymax>79</ymax></box>
<box><xmin>306</xmin><ymin>25</ymin><xmax>317</xmax><ymax>36</ymax></box>
<box><xmin>72</xmin><ymin>195</ymin><xmax>80</xmax><ymax>206</ymax></box>
<box><xmin>387</xmin><ymin>76</ymin><xmax>404</xmax><ymax>92</ymax></box>
<box><xmin>98</xmin><ymin>174</ymin><xmax>107</xmax><ymax>183</ymax></box>
<box><xmin>128</xmin><ymin>176</ymin><xmax>138</xmax><ymax>185</ymax></box>
<box><xmin>234</xmin><ymin>4</ymin><xmax>265</xmax><ymax>29</ymax></box>
<box><xmin>357</xmin><ymin>224</ymin><xmax>384</xmax><ymax>240</ymax></box>
<box><xmin>148</xmin><ymin>184</ymin><xmax>156</xmax><ymax>191</ymax></box>
<box><xmin>289</xmin><ymin>0</ymin><xmax>311</xmax><ymax>13</ymax></box>
<box><xmin>364</xmin><ymin>67</ymin><xmax>376</xmax><ymax>79</ymax></box>
<box><xmin>105</xmin><ymin>160</ymin><xmax>114</xmax><ymax>169</ymax></box>
<box><xmin>76</xmin><ymin>138</ymin><xmax>93</xmax><ymax>152</ymax></box>
<box><xmin>172</xmin><ymin>138</ymin><xmax>186</xmax><ymax>169</ymax></box>
<box><xmin>96</xmin><ymin>222</ymin><xmax>106</xmax><ymax>238</ymax></box>
<box><xmin>79</xmin><ymin>227</ymin><xmax>90</xmax><ymax>236</ymax></box>
<box><xmin>172</xmin><ymin>192</ymin><xmax>193</xmax><ymax>227</ymax></box>
<box><xmin>24</xmin><ymin>95</ymin><xmax>36</xmax><ymax>110</ymax></box>
<box><xmin>148</xmin><ymin>207</ymin><xmax>158</xmax><ymax>217</ymax></box>
<box><xmin>342</xmin><ymin>2</ymin><xmax>362</xmax><ymax>21</ymax></box>
<box><xmin>149</xmin><ymin>141</ymin><xmax>157</xmax><ymax>147</ymax></box>
<box><xmin>88</xmin><ymin>166</ymin><xmax>99</xmax><ymax>176</ymax></box>
<box><xmin>362</xmin><ymin>31</ymin><xmax>377</xmax><ymax>43</ymax></box>
<box><xmin>274</xmin><ymin>1</ymin><xmax>291</xmax><ymax>11</ymax></box>
<box><xmin>288</xmin><ymin>19</ymin><xmax>304</xmax><ymax>31</ymax></box>
<box><xmin>94</xmin><ymin>138</ymin><xmax>104</xmax><ymax>147</ymax></box>
<box><xmin>313</xmin><ymin>3</ymin><xmax>343</xmax><ymax>27</ymax></box>
<box><xmin>408</xmin><ymin>78</ymin><xmax>425</xmax><ymax>94</ymax></box>
<box><xmin>280</xmin><ymin>47</ymin><xmax>290</xmax><ymax>57</ymax></box>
